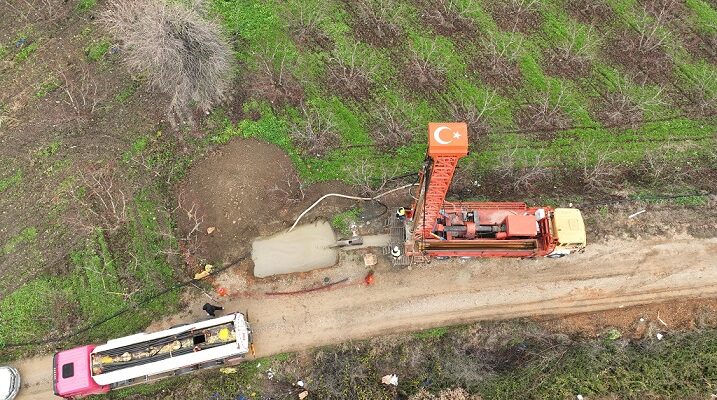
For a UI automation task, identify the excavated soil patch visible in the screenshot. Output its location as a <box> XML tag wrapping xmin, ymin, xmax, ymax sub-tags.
<box><xmin>176</xmin><ymin>139</ymin><xmax>300</xmax><ymax>264</ymax></box>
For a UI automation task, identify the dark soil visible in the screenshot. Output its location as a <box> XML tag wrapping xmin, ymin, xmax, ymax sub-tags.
<box><xmin>603</xmin><ymin>29</ymin><xmax>675</xmax><ymax>84</ymax></box>
<box><xmin>537</xmin><ymin>298</ymin><xmax>717</xmax><ymax>339</ymax></box>
<box><xmin>542</xmin><ymin>48</ymin><xmax>592</xmax><ymax>80</ymax></box>
<box><xmin>470</xmin><ymin>55</ymin><xmax>523</xmax><ymax>95</ymax></box>
<box><xmin>488</xmin><ymin>2</ymin><xmax>543</xmax><ymax>35</ymax></box>
<box><xmin>566</xmin><ymin>0</ymin><xmax>616</xmax><ymax>26</ymax></box>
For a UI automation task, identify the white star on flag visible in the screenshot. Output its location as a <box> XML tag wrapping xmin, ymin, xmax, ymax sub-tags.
<box><xmin>453</xmin><ymin>132</ymin><xmax>461</xmax><ymax>139</ymax></box>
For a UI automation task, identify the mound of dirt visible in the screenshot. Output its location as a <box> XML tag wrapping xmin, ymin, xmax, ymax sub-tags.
<box><xmin>176</xmin><ymin>139</ymin><xmax>300</xmax><ymax>264</ymax></box>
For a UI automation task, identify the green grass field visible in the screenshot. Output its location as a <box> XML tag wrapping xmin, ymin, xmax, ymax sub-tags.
<box><xmin>206</xmin><ymin>0</ymin><xmax>716</xmax><ymax>193</ymax></box>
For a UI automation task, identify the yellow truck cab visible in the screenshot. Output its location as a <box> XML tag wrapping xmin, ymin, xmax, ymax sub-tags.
<box><xmin>548</xmin><ymin>208</ymin><xmax>587</xmax><ymax>258</ymax></box>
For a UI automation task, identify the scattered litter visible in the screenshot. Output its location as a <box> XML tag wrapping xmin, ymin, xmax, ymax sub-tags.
<box><xmin>266</xmin><ymin>368</ymin><xmax>275</xmax><ymax>379</ymax></box>
<box><xmin>577</xmin><ymin>395</ymin><xmax>584</xmax><ymax>400</ymax></box>
<box><xmin>656</xmin><ymin>332</ymin><xmax>664</xmax><ymax>340</ymax></box>
<box><xmin>217</xmin><ymin>287</ymin><xmax>227</xmax><ymax>296</ymax></box>
<box><xmin>194</xmin><ymin>264</ymin><xmax>214</xmax><ymax>280</ymax></box>
<box><xmin>207</xmin><ymin>226</ymin><xmax>216</xmax><ymax>234</ymax></box>
<box><xmin>657</xmin><ymin>311</ymin><xmax>668</xmax><ymax>327</ymax></box>
<box><xmin>298</xmin><ymin>390</ymin><xmax>309</xmax><ymax>399</ymax></box>
<box><xmin>639</xmin><ymin>318</ymin><xmax>645</xmax><ymax>322</ymax></box>
<box><xmin>296</xmin><ymin>380</ymin><xmax>304</xmax><ymax>387</ymax></box>
<box><xmin>256</xmin><ymin>362</ymin><xmax>261</xmax><ymax>368</ymax></box>
<box><xmin>628</xmin><ymin>210</ymin><xmax>646</xmax><ymax>219</ymax></box>
<box><xmin>365</xmin><ymin>271</ymin><xmax>375</xmax><ymax>285</ymax></box>
<box><xmin>381</xmin><ymin>374</ymin><xmax>398</xmax><ymax>386</ymax></box>
<box><xmin>220</xmin><ymin>367</ymin><xmax>238</xmax><ymax>374</ymax></box>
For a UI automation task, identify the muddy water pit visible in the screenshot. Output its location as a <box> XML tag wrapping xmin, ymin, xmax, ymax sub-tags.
<box><xmin>252</xmin><ymin>221</ymin><xmax>338</xmax><ymax>278</ymax></box>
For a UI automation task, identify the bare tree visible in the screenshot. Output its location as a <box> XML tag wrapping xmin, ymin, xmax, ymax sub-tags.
<box><xmin>270</xmin><ymin>165</ymin><xmax>305</xmax><ymax>204</ymax></box>
<box><xmin>369</xmin><ymin>105</ymin><xmax>414</xmax><ymax>150</ymax></box>
<box><xmin>327</xmin><ymin>43</ymin><xmax>378</xmax><ymax>98</ymax></box>
<box><xmin>495</xmin><ymin>147</ymin><xmax>551</xmax><ymax>192</ymax></box>
<box><xmin>69</xmin><ymin>164</ymin><xmax>129</xmax><ymax>233</ymax></box>
<box><xmin>576</xmin><ymin>140</ymin><xmax>621</xmax><ymax>192</ymax></box>
<box><xmin>100</xmin><ymin>0</ymin><xmax>233</xmax><ymax>125</ymax></box>
<box><xmin>289</xmin><ymin>105</ymin><xmax>338</xmax><ymax>157</ymax></box>
<box><xmin>635</xmin><ymin>3</ymin><xmax>672</xmax><ymax>53</ymax></box>
<box><xmin>344</xmin><ymin>160</ymin><xmax>399</xmax><ymax>196</ymax></box>
<box><xmin>59</xmin><ymin>67</ymin><xmax>104</xmax><ymax>124</ymax></box>
<box><xmin>407</xmin><ymin>38</ymin><xmax>447</xmax><ymax>88</ymax></box>
<box><xmin>450</xmin><ymin>90</ymin><xmax>498</xmax><ymax>138</ymax></box>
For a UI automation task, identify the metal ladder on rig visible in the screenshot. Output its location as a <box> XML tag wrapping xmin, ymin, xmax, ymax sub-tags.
<box><xmin>383</xmin><ymin>217</ymin><xmax>412</xmax><ymax>267</ymax></box>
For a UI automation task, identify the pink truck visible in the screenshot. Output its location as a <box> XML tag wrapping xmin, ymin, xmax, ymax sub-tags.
<box><xmin>53</xmin><ymin>313</ymin><xmax>252</xmax><ymax>399</ymax></box>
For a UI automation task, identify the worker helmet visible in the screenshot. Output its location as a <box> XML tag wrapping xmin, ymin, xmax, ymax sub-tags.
<box><xmin>391</xmin><ymin>246</ymin><xmax>402</xmax><ymax>258</ymax></box>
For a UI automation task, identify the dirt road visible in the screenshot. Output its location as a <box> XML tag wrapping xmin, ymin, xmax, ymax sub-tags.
<box><xmin>14</xmin><ymin>236</ymin><xmax>717</xmax><ymax>399</ymax></box>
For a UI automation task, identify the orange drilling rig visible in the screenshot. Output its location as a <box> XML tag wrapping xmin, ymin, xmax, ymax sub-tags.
<box><xmin>392</xmin><ymin>122</ymin><xmax>585</xmax><ymax>264</ymax></box>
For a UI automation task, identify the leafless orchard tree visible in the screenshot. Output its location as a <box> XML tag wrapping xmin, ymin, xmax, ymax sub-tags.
<box><xmin>344</xmin><ymin>160</ymin><xmax>400</xmax><ymax>197</ymax></box>
<box><xmin>69</xmin><ymin>165</ymin><xmax>129</xmax><ymax>233</ymax></box>
<box><xmin>354</xmin><ymin>0</ymin><xmax>405</xmax><ymax>40</ymax></box>
<box><xmin>600</xmin><ymin>77</ymin><xmax>666</xmax><ymax>126</ymax></box>
<box><xmin>525</xmin><ymin>84</ymin><xmax>569</xmax><ymax>130</ymax></box>
<box><xmin>690</xmin><ymin>69</ymin><xmax>717</xmax><ymax>113</ymax></box>
<box><xmin>496</xmin><ymin>147</ymin><xmax>551</xmax><ymax>192</ymax></box>
<box><xmin>370</xmin><ymin>105</ymin><xmax>414</xmax><ymax>150</ymax></box>
<box><xmin>408</xmin><ymin>39</ymin><xmax>447</xmax><ymax>86</ymax></box>
<box><xmin>576</xmin><ymin>140</ymin><xmax>621</xmax><ymax>192</ymax></box>
<box><xmin>481</xmin><ymin>34</ymin><xmax>524</xmax><ymax>62</ymax></box>
<box><xmin>450</xmin><ymin>90</ymin><xmax>498</xmax><ymax>138</ymax></box>
<box><xmin>59</xmin><ymin>67</ymin><xmax>105</xmax><ymax>124</ymax></box>
<box><xmin>635</xmin><ymin>3</ymin><xmax>672</xmax><ymax>53</ymax></box>
<box><xmin>100</xmin><ymin>0</ymin><xmax>233</xmax><ymax>125</ymax></box>
<box><xmin>289</xmin><ymin>105</ymin><xmax>338</xmax><ymax>157</ymax></box>
<box><xmin>557</xmin><ymin>24</ymin><xmax>595</xmax><ymax>60</ymax></box>
<box><xmin>328</xmin><ymin>43</ymin><xmax>378</xmax><ymax>97</ymax></box>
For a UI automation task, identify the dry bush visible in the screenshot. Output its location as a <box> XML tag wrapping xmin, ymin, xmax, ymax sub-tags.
<box><xmin>289</xmin><ymin>105</ymin><xmax>339</xmax><ymax>157</ymax></box>
<box><xmin>100</xmin><ymin>0</ymin><xmax>233</xmax><ymax>125</ymax></box>
<box><xmin>495</xmin><ymin>147</ymin><xmax>552</xmax><ymax>192</ymax></box>
<box><xmin>369</xmin><ymin>105</ymin><xmax>414</xmax><ymax>151</ymax></box>
<box><xmin>576</xmin><ymin>140</ymin><xmax>622</xmax><ymax>192</ymax></box>
<box><xmin>688</xmin><ymin>69</ymin><xmax>717</xmax><ymax>114</ymax></box>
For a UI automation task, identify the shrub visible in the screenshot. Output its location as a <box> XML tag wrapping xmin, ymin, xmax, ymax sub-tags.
<box><xmin>100</xmin><ymin>0</ymin><xmax>233</xmax><ymax>124</ymax></box>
